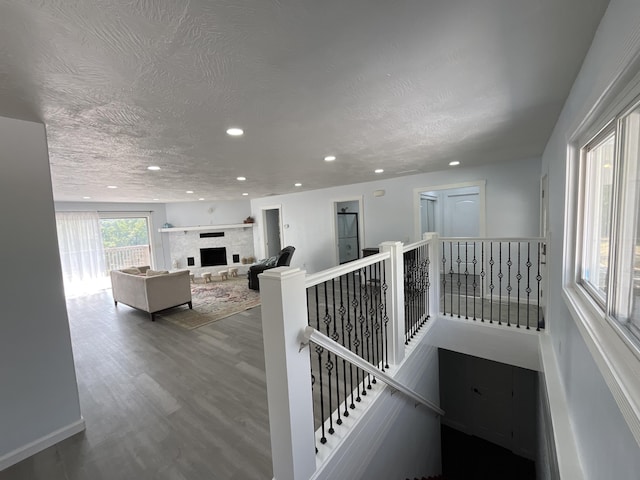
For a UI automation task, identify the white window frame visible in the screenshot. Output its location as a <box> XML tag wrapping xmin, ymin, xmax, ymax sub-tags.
<box><xmin>564</xmin><ymin>80</ymin><xmax>640</xmax><ymax>449</ymax></box>
<box><xmin>98</xmin><ymin>211</ymin><xmax>156</xmax><ymax>269</ymax></box>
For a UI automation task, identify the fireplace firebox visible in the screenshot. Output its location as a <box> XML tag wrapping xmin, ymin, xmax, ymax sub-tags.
<box><xmin>200</xmin><ymin>247</ymin><xmax>227</xmax><ymax>267</ymax></box>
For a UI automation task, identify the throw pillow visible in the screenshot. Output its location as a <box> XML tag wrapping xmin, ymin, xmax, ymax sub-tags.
<box><xmin>121</xmin><ymin>267</ymin><xmax>141</xmax><ymax>275</ymax></box>
<box><xmin>265</xmin><ymin>256</ymin><xmax>278</xmax><ymax>267</ymax></box>
<box><xmin>146</xmin><ymin>269</ymin><xmax>170</xmax><ymax>277</ymax></box>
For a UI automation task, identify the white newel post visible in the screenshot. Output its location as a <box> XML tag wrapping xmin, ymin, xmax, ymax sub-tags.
<box><xmin>260</xmin><ymin>267</ymin><xmax>316</xmax><ymax>480</ymax></box>
<box><xmin>379</xmin><ymin>241</ymin><xmax>405</xmax><ymax>366</ymax></box>
<box><xmin>423</xmin><ymin>232</ymin><xmax>440</xmax><ymax>320</ymax></box>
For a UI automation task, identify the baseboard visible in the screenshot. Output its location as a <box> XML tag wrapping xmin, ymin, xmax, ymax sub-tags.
<box><xmin>0</xmin><ymin>418</ymin><xmax>85</xmax><ymax>471</ymax></box>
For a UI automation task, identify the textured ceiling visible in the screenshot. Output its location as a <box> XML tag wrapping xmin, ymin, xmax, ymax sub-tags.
<box><xmin>0</xmin><ymin>0</ymin><xmax>609</xmax><ymax>203</ymax></box>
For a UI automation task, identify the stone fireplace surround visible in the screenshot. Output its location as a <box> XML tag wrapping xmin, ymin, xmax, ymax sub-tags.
<box><xmin>166</xmin><ymin>226</ymin><xmax>255</xmax><ymax>276</ymax></box>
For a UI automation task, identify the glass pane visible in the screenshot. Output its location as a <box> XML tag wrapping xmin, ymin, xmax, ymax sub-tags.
<box><xmin>582</xmin><ymin>133</ymin><xmax>615</xmax><ymax>299</ymax></box>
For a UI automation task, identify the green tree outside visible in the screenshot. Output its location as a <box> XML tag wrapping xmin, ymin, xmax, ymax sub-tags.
<box><xmin>100</xmin><ymin>218</ymin><xmax>149</xmax><ymax>248</ymax></box>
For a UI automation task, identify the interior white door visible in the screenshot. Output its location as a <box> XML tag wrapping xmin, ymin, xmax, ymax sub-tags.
<box><xmin>443</xmin><ymin>190</ymin><xmax>480</xmax><ymax>277</ymax></box>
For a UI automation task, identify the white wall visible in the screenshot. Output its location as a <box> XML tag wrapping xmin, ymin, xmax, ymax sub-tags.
<box><xmin>0</xmin><ymin>117</ymin><xmax>83</xmax><ymax>468</ymax></box>
<box><xmin>165</xmin><ymin>199</ymin><xmax>250</xmax><ymax>227</ymax></box>
<box><xmin>251</xmin><ymin>157</ymin><xmax>541</xmax><ymax>273</ymax></box>
<box><xmin>55</xmin><ymin>201</ymin><xmax>171</xmax><ymax>270</ymax></box>
<box><xmin>542</xmin><ymin>0</ymin><xmax>640</xmax><ymax>477</ymax></box>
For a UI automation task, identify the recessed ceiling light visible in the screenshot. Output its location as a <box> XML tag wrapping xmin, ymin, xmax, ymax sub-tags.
<box><xmin>83</xmin><ymin>196</ymin><xmax>91</xmax><ymax>199</ymax></box>
<box><xmin>198</xmin><ymin>198</ymin><xmax>205</xmax><ymax>201</ymax></box>
<box><xmin>153</xmin><ymin>198</ymin><xmax>160</xmax><ymax>201</ymax></box>
<box><xmin>242</xmin><ymin>192</ymin><xmax>249</xmax><ymax>196</ymax></box>
<box><xmin>324</xmin><ymin>155</ymin><xmax>336</xmax><ymax>162</ymax></box>
<box><xmin>374</xmin><ymin>169</ymin><xmax>384</xmax><ymax>174</ymax></box>
<box><xmin>449</xmin><ymin>161</ymin><xmax>460</xmax><ymax>166</ymax></box>
<box><xmin>226</xmin><ymin>127</ymin><xmax>244</xmax><ymax>136</ymax></box>
<box><xmin>604</xmin><ymin>163</ymin><xmax>612</xmax><ymax>169</ymax></box>
<box><xmin>186</xmin><ymin>190</ymin><xmax>194</xmax><ymax>194</ymax></box>
<box><xmin>147</xmin><ymin>166</ymin><xmax>161</xmax><ymax>171</ymax></box>
<box><xmin>237</xmin><ymin>176</ymin><xmax>246</xmax><ymax>181</ymax></box>
<box><xmin>294</xmin><ymin>183</ymin><xmax>302</xmax><ymax>187</ymax></box>
<box><xmin>107</xmin><ymin>185</ymin><xmax>118</xmax><ymax>189</ymax></box>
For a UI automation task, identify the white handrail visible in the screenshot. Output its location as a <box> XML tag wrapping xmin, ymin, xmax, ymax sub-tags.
<box><xmin>305</xmin><ymin>251</ymin><xmax>391</xmax><ymax>288</ymax></box>
<box><xmin>302</xmin><ymin>326</ymin><xmax>445</xmax><ymax>417</ymax></box>
<box><xmin>439</xmin><ymin>237</ymin><xmax>547</xmax><ymax>243</ymax></box>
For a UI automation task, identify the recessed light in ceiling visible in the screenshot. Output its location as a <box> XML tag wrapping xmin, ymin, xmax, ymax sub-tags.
<box><xmin>83</xmin><ymin>196</ymin><xmax>91</xmax><ymax>199</ymax></box>
<box><xmin>226</xmin><ymin>127</ymin><xmax>244</xmax><ymax>136</ymax></box>
<box><xmin>449</xmin><ymin>161</ymin><xmax>460</xmax><ymax>166</ymax></box>
<box><xmin>324</xmin><ymin>155</ymin><xmax>336</xmax><ymax>162</ymax></box>
<box><xmin>107</xmin><ymin>185</ymin><xmax>118</xmax><ymax>189</ymax></box>
<box><xmin>198</xmin><ymin>198</ymin><xmax>205</xmax><ymax>201</ymax></box>
<box><xmin>147</xmin><ymin>166</ymin><xmax>161</xmax><ymax>171</ymax></box>
<box><xmin>294</xmin><ymin>183</ymin><xmax>302</xmax><ymax>187</ymax></box>
<box><xmin>186</xmin><ymin>190</ymin><xmax>194</xmax><ymax>194</ymax></box>
<box><xmin>242</xmin><ymin>192</ymin><xmax>249</xmax><ymax>196</ymax></box>
<box><xmin>153</xmin><ymin>198</ymin><xmax>160</xmax><ymax>201</ymax></box>
<box><xmin>374</xmin><ymin>169</ymin><xmax>384</xmax><ymax>174</ymax></box>
<box><xmin>237</xmin><ymin>176</ymin><xmax>246</xmax><ymax>181</ymax></box>
<box><xmin>604</xmin><ymin>163</ymin><xmax>612</xmax><ymax>168</ymax></box>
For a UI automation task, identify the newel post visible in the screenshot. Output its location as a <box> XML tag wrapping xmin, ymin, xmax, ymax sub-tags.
<box><xmin>380</xmin><ymin>241</ymin><xmax>405</xmax><ymax>366</ymax></box>
<box><xmin>423</xmin><ymin>232</ymin><xmax>440</xmax><ymax>321</ymax></box>
<box><xmin>260</xmin><ymin>267</ymin><xmax>316</xmax><ymax>480</ymax></box>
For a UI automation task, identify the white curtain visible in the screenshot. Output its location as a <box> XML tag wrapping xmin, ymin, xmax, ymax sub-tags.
<box><xmin>55</xmin><ymin>211</ymin><xmax>107</xmax><ymax>295</ymax></box>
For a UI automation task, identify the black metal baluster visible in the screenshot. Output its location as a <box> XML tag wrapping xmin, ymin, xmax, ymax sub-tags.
<box><xmin>315</xmin><ymin>285</ymin><xmax>327</xmax><ymax>443</ymax></box>
<box><xmin>526</xmin><ymin>243</ymin><xmax>531</xmax><ymax>330</ymax></box>
<box><xmin>537</xmin><ymin>242</ymin><xmax>542</xmax><ymax>331</ymax></box>
<box><xmin>450</xmin><ymin>242</ymin><xmax>454</xmax><ymax>317</ymax></box>
<box><xmin>351</xmin><ymin>271</ymin><xmax>361</xmax><ymax>403</ymax></box>
<box><xmin>364</xmin><ymin>264</ymin><xmax>374</xmax><ymax>387</ymax></box>
<box><xmin>480</xmin><ymin>242</ymin><xmax>485</xmax><ymax>322</ymax></box>
<box><xmin>498</xmin><ymin>243</ymin><xmax>503</xmax><ymax>325</ymax></box>
<box><xmin>442</xmin><ymin>242</ymin><xmax>447</xmax><ymax>316</ymax></box>
<box><xmin>362</xmin><ymin>267</ymin><xmax>372</xmax><ymax>390</ymax></box>
<box><xmin>330</xmin><ymin>278</ymin><xmax>342</xmax><ymax>426</ymax></box>
<box><xmin>464</xmin><ymin>242</ymin><xmax>469</xmax><ymax>319</ymax></box>
<box><xmin>374</xmin><ymin>262</ymin><xmax>382</xmax><ymax>373</ymax></box>
<box><xmin>322</xmin><ymin>283</ymin><xmax>335</xmax><ymax>435</ymax></box>
<box><xmin>489</xmin><ymin>242</ymin><xmax>494</xmax><ymax>324</ymax></box>
<box><xmin>456</xmin><ymin>242</ymin><xmax>461</xmax><ymax>318</ymax></box>
<box><xmin>516</xmin><ymin>243</ymin><xmax>522</xmax><ymax>328</ymax></box>
<box><xmin>346</xmin><ymin>273</ymin><xmax>356</xmax><ymax>409</ymax></box>
<box><xmin>472</xmin><ymin>242</ymin><xmax>477</xmax><ymax>321</ymax></box>
<box><xmin>507</xmin><ymin>243</ymin><xmax>512</xmax><ymax>327</ymax></box>
<box><xmin>339</xmin><ymin>275</ymin><xmax>350</xmax><ymax>417</ymax></box>
<box><xmin>358</xmin><ymin>269</ymin><xmax>368</xmax><ymax>395</ymax></box>
<box><xmin>382</xmin><ymin>264</ymin><xmax>389</xmax><ymax>369</ymax></box>
<box><xmin>426</xmin><ymin>244</ymin><xmax>431</xmax><ymax>321</ymax></box>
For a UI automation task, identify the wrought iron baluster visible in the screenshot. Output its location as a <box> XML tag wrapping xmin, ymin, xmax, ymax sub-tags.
<box><xmin>314</xmin><ymin>285</ymin><xmax>327</xmax><ymax>443</ymax></box>
<box><xmin>346</xmin><ymin>273</ymin><xmax>355</xmax><ymax>409</ymax></box>
<box><xmin>322</xmin><ymin>282</ymin><xmax>335</xmax><ymax>434</ymax></box>
<box><xmin>489</xmin><ymin>242</ymin><xmax>494</xmax><ymax>324</ymax></box>
<box><xmin>464</xmin><ymin>242</ymin><xmax>469</xmax><ymax>319</ymax></box>
<box><xmin>526</xmin><ymin>243</ymin><xmax>531</xmax><ymax>330</ymax></box>
<box><xmin>441</xmin><ymin>242</ymin><xmax>447</xmax><ymax>316</ymax></box>
<box><xmin>425</xmin><ymin>244</ymin><xmax>431</xmax><ymax>321</ymax></box>
<box><xmin>364</xmin><ymin>264</ymin><xmax>374</xmax><ymax>386</ymax></box>
<box><xmin>507</xmin><ymin>242</ymin><xmax>512</xmax><ymax>327</ymax></box>
<box><xmin>330</xmin><ymin>278</ymin><xmax>342</xmax><ymax>426</ymax></box>
<box><xmin>537</xmin><ymin>242</ymin><xmax>542</xmax><ymax>331</ymax></box>
<box><xmin>373</xmin><ymin>262</ymin><xmax>382</xmax><ymax>374</ymax></box>
<box><xmin>456</xmin><ymin>242</ymin><xmax>461</xmax><ymax>318</ymax></box>
<box><xmin>358</xmin><ymin>269</ymin><xmax>369</xmax><ymax>395</ymax></box>
<box><xmin>472</xmin><ymin>242</ymin><xmax>477</xmax><ymax>320</ymax></box>
<box><xmin>339</xmin><ymin>275</ymin><xmax>350</xmax><ymax>417</ymax></box>
<box><xmin>351</xmin><ymin>271</ymin><xmax>361</xmax><ymax>403</ymax></box>
<box><xmin>498</xmin><ymin>243</ymin><xmax>503</xmax><ymax>325</ymax></box>
<box><xmin>382</xmin><ymin>264</ymin><xmax>389</xmax><ymax>369</ymax></box>
<box><xmin>449</xmin><ymin>242</ymin><xmax>454</xmax><ymax>317</ymax></box>
<box><xmin>516</xmin><ymin>243</ymin><xmax>522</xmax><ymax>328</ymax></box>
<box><xmin>480</xmin><ymin>242</ymin><xmax>485</xmax><ymax>322</ymax></box>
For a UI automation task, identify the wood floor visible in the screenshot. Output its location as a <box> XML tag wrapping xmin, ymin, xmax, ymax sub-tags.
<box><xmin>0</xmin><ymin>290</ymin><xmax>272</xmax><ymax>480</ymax></box>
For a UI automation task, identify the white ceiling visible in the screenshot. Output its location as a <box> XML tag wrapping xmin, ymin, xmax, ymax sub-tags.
<box><xmin>0</xmin><ymin>0</ymin><xmax>609</xmax><ymax>203</ymax></box>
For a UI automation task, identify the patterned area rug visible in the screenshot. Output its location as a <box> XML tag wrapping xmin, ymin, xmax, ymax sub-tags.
<box><xmin>156</xmin><ymin>277</ymin><xmax>260</xmax><ymax>330</ymax></box>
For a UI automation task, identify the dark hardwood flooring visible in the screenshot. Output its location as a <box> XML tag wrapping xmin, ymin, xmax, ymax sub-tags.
<box><xmin>1</xmin><ymin>289</ymin><xmax>272</xmax><ymax>480</ymax></box>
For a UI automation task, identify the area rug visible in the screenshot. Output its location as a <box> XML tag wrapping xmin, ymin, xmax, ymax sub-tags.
<box><xmin>156</xmin><ymin>277</ymin><xmax>260</xmax><ymax>330</ymax></box>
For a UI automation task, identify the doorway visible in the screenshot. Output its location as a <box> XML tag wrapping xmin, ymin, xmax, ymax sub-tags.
<box><xmin>334</xmin><ymin>198</ymin><xmax>364</xmax><ymax>264</ymax></box>
<box><xmin>262</xmin><ymin>207</ymin><xmax>282</xmax><ymax>258</ymax></box>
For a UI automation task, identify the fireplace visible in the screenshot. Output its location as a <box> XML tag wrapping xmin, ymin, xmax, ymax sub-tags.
<box><xmin>200</xmin><ymin>247</ymin><xmax>227</xmax><ymax>267</ymax></box>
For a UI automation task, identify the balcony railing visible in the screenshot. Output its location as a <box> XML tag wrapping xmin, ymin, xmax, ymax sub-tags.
<box><xmin>104</xmin><ymin>245</ymin><xmax>151</xmax><ymax>273</ymax></box>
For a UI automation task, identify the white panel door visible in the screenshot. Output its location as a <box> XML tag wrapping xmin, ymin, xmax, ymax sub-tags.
<box><xmin>443</xmin><ymin>192</ymin><xmax>480</xmax><ymax>237</ymax></box>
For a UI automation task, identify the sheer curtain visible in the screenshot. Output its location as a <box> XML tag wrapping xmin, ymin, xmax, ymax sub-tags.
<box><xmin>55</xmin><ymin>211</ymin><xmax>107</xmax><ymax>296</ymax></box>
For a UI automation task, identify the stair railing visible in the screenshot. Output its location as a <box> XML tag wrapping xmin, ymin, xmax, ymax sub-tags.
<box><xmin>302</xmin><ymin>325</ymin><xmax>444</xmax><ymax>417</ymax></box>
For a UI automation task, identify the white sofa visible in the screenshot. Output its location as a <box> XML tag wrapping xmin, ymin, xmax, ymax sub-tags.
<box><xmin>110</xmin><ymin>266</ymin><xmax>192</xmax><ymax>321</ymax></box>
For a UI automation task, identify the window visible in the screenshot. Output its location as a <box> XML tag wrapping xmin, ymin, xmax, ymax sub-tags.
<box><xmin>579</xmin><ymin>100</ymin><xmax>640</xmax><ymax>341</ymax></box>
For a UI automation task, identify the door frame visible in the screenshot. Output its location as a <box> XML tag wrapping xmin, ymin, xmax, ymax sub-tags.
<box><xmin>260</xmin><ymin>204</ymin><xmax>284</xmax><ymax>259</ymax></box>
<box><xmin>332</xmin><ymin>196</ymin><xmax>365</xmax><ymax>266</ymax></box>
<box><xmin>413</xmin><ymin>180</ymin><xmax>486</xmax><ymax>241</ymax></box>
